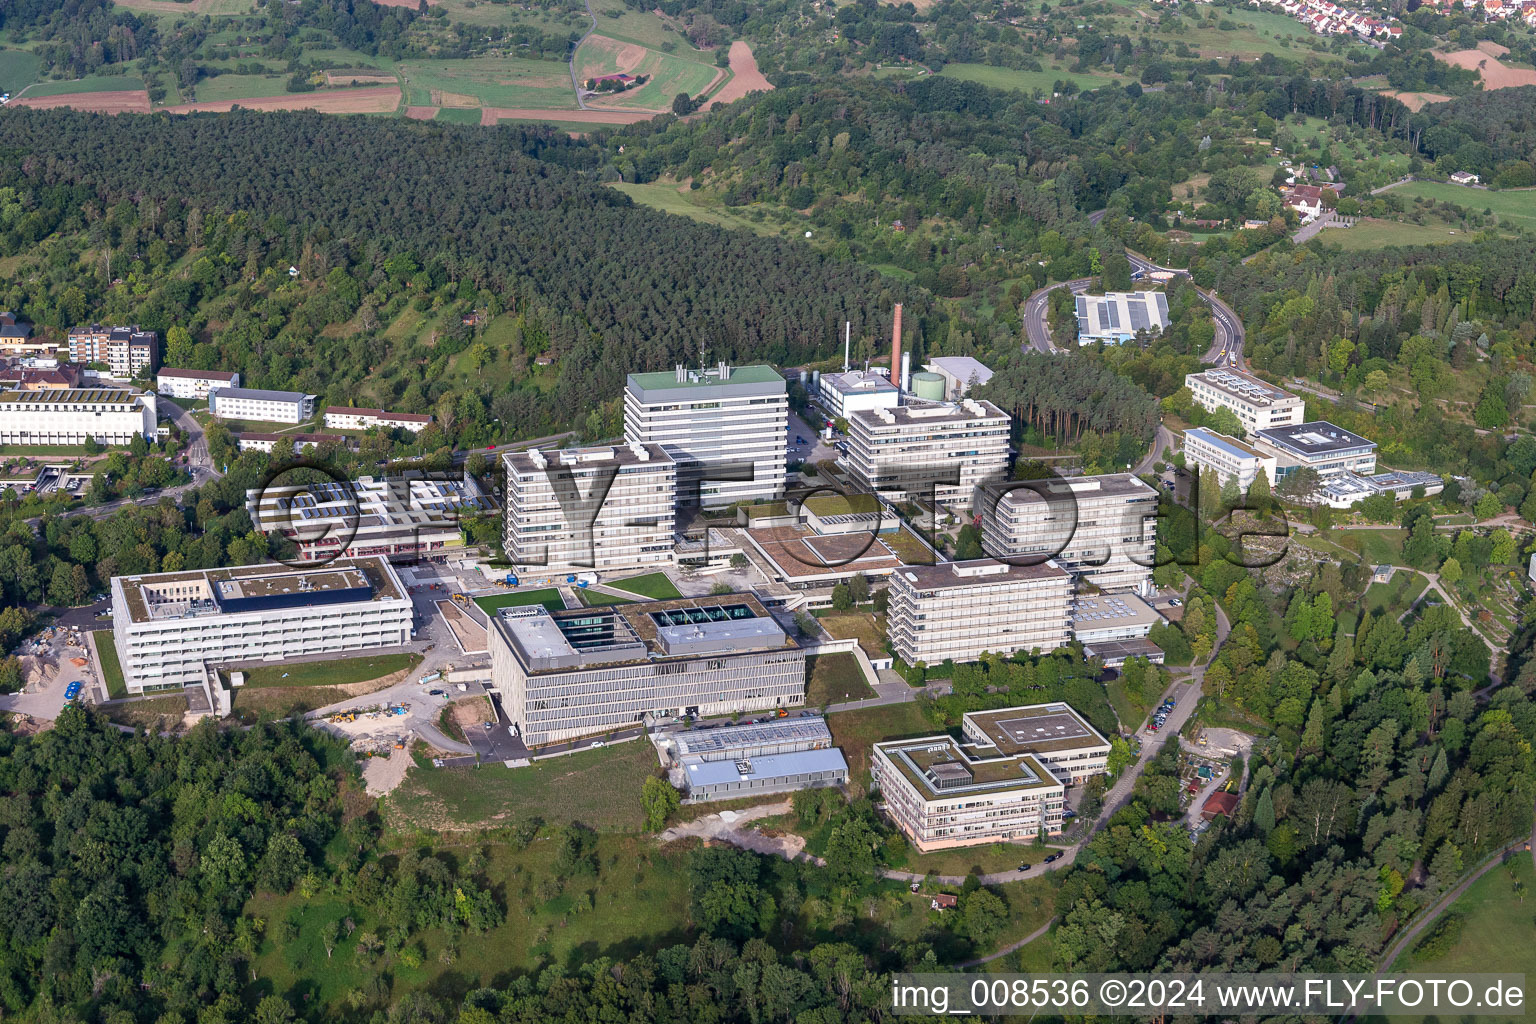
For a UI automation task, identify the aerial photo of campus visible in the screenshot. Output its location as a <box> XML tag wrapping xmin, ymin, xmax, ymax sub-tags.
<box><xmin>0</xmin><ymin>0</ymin><xmax>1534</xmax><ymax>1019</ymax></box>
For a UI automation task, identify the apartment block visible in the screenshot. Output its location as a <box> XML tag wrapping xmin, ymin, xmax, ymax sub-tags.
<box><xmin>323</xmin><ymin>406</ymin><xmax>433</xmax><ymax>434</ymax></box>
<box><xmin>887</xmin><ymin>558</ymin><xmax>1072</xmax><ymax>667</ymax></box>
<box><xmin>488</xmin><ymin>593</ymin><xmax>807</xmax><ymax>746</ymax></box>
<box><xmin>155</xmin><ymin>368</ymin><xmax>240</xmax><ymax>401</ymax></box>
<box><xmin>624</xmin><ymin>363</ymin><xmax>788</xmax><ymax>507</ymax></box>
<box><xmin>247</xmin><ymin>472</ymin><xmax>494</xmax><ymax>563</ymax></box>
<box><xmin>1252</xmin><ymin>421</ymin><xmax>1377</xmax><ymax>481</ymax></box>
<box><xmin>209</xmin><ymin>387</ymin><xmax>316</xmax><ymax>424</ymax></box>
<box><xmin>502</xmin><ymin>442</ymin><xmax>675</xmax><ymax>571</ymax></box>
<box><xmin>844</xmin><ymin>398</ymin><xmax>1011</xmax><ymax>510</ymax></box>
<box><xmin>0</xmin><ymin>388</ymin><xmax>157</xmax><ymax>445</ymax></box>
<box><xmin>980</xmin><ymin>473</ymin><xmax>1157</xmax><ymax>594</ymax></box>
<box><xmin>1182</xmin><ymin>426</ymin><xmax>1276</xmax><ymax>491</ymax></box>
<box><xmin>68</xmin><ymin>325</ymin><xmax>159</xmax><ymax>378</ymax></box>
<box><xmin>1184</xmin><ymin>368</ymin><xmax>1304</xmax><ymax>436</ymax></box>
<box><xmin>108</xmin><ymin>557</ymin><xmax>413</xmax><ymax>693</ymax></box>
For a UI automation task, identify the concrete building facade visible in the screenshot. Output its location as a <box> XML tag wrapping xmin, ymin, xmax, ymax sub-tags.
<box><xmin>980</xmin><ymin>473</ymin><xmax>1157</xmax><ymax>594</ymax></box>
<box><xmin>655</xmin><ymin>717</ymin><xmax>848</xmax><ymax>801</ymax></box>
<box><xmin>322</xmin><ymin>406</ymin><xmax>433</xmax><ymax>433</ymax></box>
<box><xmin>624</xmin><ymin>364</ymin><xmax>788</xmax><ymax>507</ymax></box>
<box><xmin>68</xmin><ymin>325</ymin><xmax>158</xmax><ymax>378</ymax></box>
<box><xmin>0</xmin><ymin>388</ymin><xmax>157</xmax><ymax>445</ymax></box>
<box><xmin>887</xmin><ymin>558</ymin><xmax>1072</xmax><ymax>666</ymax></box>
<box><xmin>209</xmin><ymin>387</ymin><xmax>316</xmax><ymax>424</ymax></box>
<box><xmin>1252</xmin><ymin>421</ymin><xmax>1377</xmax><ymax>481</ymax></box>
<box><xmin>501</xmin><ymin>442</ymin><xmax>675</xmax><ymax>571</ymax></box>
<box><xmin>1182</xmin><ymin>426</ymin><xmax>1277</xmax><ymax>491</ymax></box>
<box><xmin>1184</xmin><ymin>368</ymin><xmax>1304</xmax><ymax>436</ymax></box>
<box><xmin>844</xmin><ymin>398</ymin><xmax>1011</xmax><ymax>509</ymax></box>
<box><xmin>108</xmin><ymin>557</ymin><xmax>413</xmax><ymax>693</ymax></box>
<box><xmin>817</xmin><ymin>368</ymin><xmax>901</xmax><ymax>421</ymax></box>
<box><xmin>155</xmin><ymin>368</ymin><xmax>240</xmax><ymax>401</ymax></box>
<box><xmin>488</xmin><ymin>594</ymin><xmax>807</xmax><ymax>746</ymax></box>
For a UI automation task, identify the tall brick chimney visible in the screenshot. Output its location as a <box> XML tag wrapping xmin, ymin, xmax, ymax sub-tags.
<box><xmin>889</xmin><ymin>303</ymin><xmax>903</xmax><ymax>389</ymax></box>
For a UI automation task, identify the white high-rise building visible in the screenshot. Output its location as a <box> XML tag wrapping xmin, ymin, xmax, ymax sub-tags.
<box><xmin>502</xmin><ymin>443</ymin><xmax>676</xmax><ymax>571</ymax></box>
<box><xmin>108</xmin><ymin>557</ymin><xmax>413</xmax><ymax>693</ymax></box>
<box><xmin>844</xmin><ymin>399</ymin><xmax>1010</xmax><ymax>509</ymax></box>
<box><xmin>624</xmin><ymin>364</ymin><xmax>787</xmax><ymax>507</ymax></box>
<box><xmin>887</xmin><ymin>558</ymin><xmax>1072</xmax><ymax>667</ymax></box>
<box><xmin>1184</xmin><ymin>368</ymin><xmax>1304</xmax><ymax>436</ymax></box>
<box><xmin>980</xmin><ymin>473</ymin><xmax>1158</xmax><ymax>594</ymax></box>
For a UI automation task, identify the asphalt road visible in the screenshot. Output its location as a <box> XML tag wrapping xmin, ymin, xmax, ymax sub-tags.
<box><xmin>1022</xmin><ymin>277</ymin><xmax>1092</xmax><ymax>353</ymax></box>
<box><xmin>1124</xmin><ymin>250</ymin><xmax>1246</xmax><ymax>368</ymax></box>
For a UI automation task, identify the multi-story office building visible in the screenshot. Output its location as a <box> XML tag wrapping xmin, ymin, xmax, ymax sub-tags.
<box><xmin>108</xmin><ymin>557</ymin><xmax>413</xmax><ymax>693</ymax></box>
<box><xmin>155</xmin><ymin>368</ymin><xmax>240</xmax><ymax>401</ymax></box>
<box><xmin>887</xmin><ymin>558</ymin><xmax>1072</xmax><ymax>666</ymax></box>
<box><xmin>817</xmin><ymin>368</ymin><xmax>901</xmax><ymax>421</ymax></box>
<box><xmin>844</xmin><ymin>398</ymin><xmax>1010</xmax><ymax>509</ymax></box>
<box><xmin>1183</xmin><ymin>426</ymin><xmax>1276</xmax><ymax>491</ymax></box>
<box><xmin>1184</xmin><ymin>368</ymin><xmax>1305</xmax><ymax>436</ymax></box>
<box><xmin>68</xmin><ymin>325</ymin><xmax>159</xmax><ymax>378</ymax></box>
<box><xmin>247</xmin><ymin>472</ymin><xmax>495</xmax><ymax>563</ymax></box>
<box><xmin>1075</xmin><ymin>292</ymin><xmax>1169</xmax><ymax>344</ymax></box>
<box><xmin>322</xmin><ymin>406</ymin><xmax>433</xmax><ymax>434</ymax></box>
<box><xmin>980</xmin><ymin>473</ymin><xmax>1158</xmax><ymax>594</ymax></box>
<box><xmin>959</xmin><ymin>704</ymin><xmax>1112</xmax><ymax>785</ymax></box>
<box><xmin>0</xmin><ymin>388</ymin><xmax>157</xmax><ymax>445</ymax></box>
<box><xmin>488</xmin><ymin>593</ymin><xmax>807</xmax><ymax>746</ymax></box>
<box><xmin>1252</xmin><ymin>421</ymin><xmax>1377</xmax><ymax>481</ymax></box>
<box><xmin>209</xmin><ymin>387</ymin><xmax>316</xmax><ymax>424</ymax></box>
<box><xmin>502</xmin><ymin>442</ymin><xmax>675</xmax><ymax>571</ymax></box>
<box><xmin>624</xmin><ymin>363</ymin><xmax>788</xmax><ymax>507</ymax></box>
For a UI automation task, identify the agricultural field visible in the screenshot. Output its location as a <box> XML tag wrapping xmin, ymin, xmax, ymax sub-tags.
<box><xmin>17</xmin><ymin>75</ymin><xmax>145</xmax><ymax>97</ymax></box>
<box><xmin>0</xmin><ymin>49</ymin><xmax>41</xmax><ymax>94</ymax></box>
<box><xmin>398</xmin><ymin>56</ymin><xmax>576</xmax><ymax>110</ymax></box>
<box><xmin>185</xmin><ymin>73</ymin><xmax>292</xmax><ymax>104</ymax></box>
<box><xmin>387</xmin><ymin>737</ymin><xmax>659</xmax><ymax>831</ymax></box>
<box><xmin>434</xmin><ymin>105</ymin><xmax>484</xmax><ymax>124</ymax></box>
<box><xmin>111</xmin><ymin>0</ymin><xmax>254</xmax><ymax>15</ymax></box>
<box><xmin>416</xmin><ymin>0</ymin><xmax>588</xmax><ymax>32</ymax></box>
<box><xmin>1393</xmin><ymin>181</ymin><xmax>1536</xmax><ymax>233</ymax></box>
<box><xmin>937</xmin><ymin>62</ymin><xmax>1120</xmax><ymax>95</ymax></box>
<box><xmin>574</xmin><ymin>34</ymin><xmax>720</xmax><ymax>111</ymax></box>
<box><xmin>585</xmin><ymin>0</ymin><xmax>696</xmax><ymax>52</ymax></box>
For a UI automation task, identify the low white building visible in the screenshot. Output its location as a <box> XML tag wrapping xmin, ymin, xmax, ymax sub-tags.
<box><xmin>155</xmin><ymin>368</ymin><xmax>240</xmax><ymax>401</ymax></box>
<box><xmin>0</xmin><ymin>388</ymin><xmax>157</xmax><ymax>445</ymax></box>
<box><xmin>887</xmin><ymin>558</ymin><xmax>1072</xmax><ymax>666</ymax></box>
<box><xmin>1183</xmin><ymin>426</ymin><xmax>1276</xmax><ymax>491</ymax></box>
<box><xmin>1252</xmin><ymin>421</ymin><xmax>1377</xmax><ymax>482</ymax></box>
<box><xmin>1184</xmin><ymin>368</ymin><xmax>1304</xmax><ymax>436</ymax></box>
<box><xmin>108</xmin><ymin>557</ymin><xmax>413</xmax><ymax>694</ymax></box>
<box><xmin>1071</xmin><ymin>593</ymin><xmax>1165</xmax><ymax>667</ymax></box>
<box><xmin>322</xmin><ymin>406</ymin><xmax>433</xmax><ymax>434</ymax></box>
<box><xmin>1075</xmin><ymin>292</ymin><xmax>1170</xmax><ymax>344</ymax></box>
<box><xmin>922</xmin><ymin>356</ymin><xmax>994</xmax><ymax>400</ymax></box>
<box><xmin>210</xmin><ymin>387</ymin><xmax>316</xmax><ymax>424</ymax></box>
<box><xmin>235</xmin><ymin>432</ymin><xmax>352</xmax><ymax>455</ymax></box>
<box><xmin>817</xmin><ymin>368</ymin><xmax>901</xmax><ymax>420</ymax></box>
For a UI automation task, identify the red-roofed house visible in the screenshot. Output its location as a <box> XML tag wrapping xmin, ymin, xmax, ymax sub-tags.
<box><xmin>323</xmin><ymin>406</ymin><xmax>434</xmax><ymax>434</ymax></box>
<box><xmin>1201</xmin><ymin>790</ymin><xmax>1239</xmax><ymax>821</ymax></box>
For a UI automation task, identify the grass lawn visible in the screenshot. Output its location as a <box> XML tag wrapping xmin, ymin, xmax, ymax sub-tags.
<box><xmin>1329</xmin><ymin>528</ymin><xmax>1408</xmax><ymax>566</ymax></box>
<box><xmin>91</xmin><ymin>631</ymin><xmax>128</xmax><ymax>699</ymax></box>
<box><xmin>0</xmin><ymin>49</ymin><xmax>40</xmax><ymax>93</ymax></box>
<box><xmin>1318</xmin><ymin>217</ymin><xmax>1474</xmax><ymax>250</ymax></box>
<box><xmin>884</xmin><ymin>525</ymin><xmax>940</xmax><ymax>565</ymax></box>
<box><xmin>827</xmin><ymin>701</ymin><xmax>936</xmax><ymax>790</ymax></box>
<box><xmin>895</xmin><ymin>841</ymin><xmax>1058</xmax><ymax>878</ymax></box>
<box><xmin>20</xmin><ymin>75</ymin><xmax>145</xmax><ymax>97</ymax></box>
<box><xmin>577</xmin><ymin>588</ymin><xmax>635</xmax><ymax>605</ymax></box>
<box><xmin>387</xmin><ymin>738</ymin><xmax>659</xmax><ymax>832</ymax></box>
<box><xmin>1396</xmin><ymin>180</ymin><xmax>1536</xmax><ymax>232</ymax></box>
<box><xmin>474</xmin><ymin>588</ymin><xmax>565</xmax><ymax>615</ymax></box>
<box><xmin>398</xmin><ymin>56</ymin><xmax>576</xmax><ymax>110</ymax></box>
<box><xmin>816</xmin><ymin>612</ymin><xmax>887</xmax><ymax>658</ymax></box>
<box><xmin>493</xmin><ymin>116</ymin><xmax>618</xmax><ymax>133</ymax></box>
<box><xmin>240</xmin><ymin>652</ymin><xmax>421</xmax><ymax>689</ymax></box>
<box><xmin>190</xmin><ymin>73</ymin><xmax>289</xmax><ymax>102</ymax></box>
<box><xmin>805</xmin><ymin>653</ymin><xmax>876</xmax><ymax>707</ymax></box>
<box><xmin>608</xmin><ymin>181</ymin><xmax>788</xmax><ymax>236</ymax></box>
<box><xmin>605</xmin><ymin>571</ymin><xmax>681</xmax><ymax>599</ymax></box>
<box><xmin>244</xmin><ymin>834</ymin><xmax>693</xmax><ymax>1009</ymax></box>
<box><xmin>1362</xmin><ymin>570</ymin><xmax>1430</xmax><ymax>616</ymax></box>
<box><xmin>0</xmin><ymin>443</ymin><xmax>97</xmax><ymax>456</ymax></box>
<box><xmin>103</xmin><ymin>694</ymin><xmax>188</xmax><ymax>730</ymax></box>
<box><xmin>938</xmin><ymin>62</ymin><xmax>1119</xmax><ymax>95</ymax></box>
<box><xmin>1104</xmin><ymin>676</ymin><xmax>1149</xmax><ymax>733</ymax></box>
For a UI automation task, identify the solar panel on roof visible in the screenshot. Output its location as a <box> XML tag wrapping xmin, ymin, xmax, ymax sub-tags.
<box><xmin>1075</xmin><ymin>296</ymin><xmax>1087</xmax><ymax>317</ymax></box>
<box><xmin>1128</xmin><ymin>301</ymin><xmax>1150</xmax><ymax>331</ymax></box>
<box><xmin>1105</xmin><ymin>302</ymin><xmax>1120</xmax><ymax>329</ymax></box>
<box><xmin>1154</xmin><ymin>292</ymin><xmax>1169</xmax><ymax>319</ymax></box>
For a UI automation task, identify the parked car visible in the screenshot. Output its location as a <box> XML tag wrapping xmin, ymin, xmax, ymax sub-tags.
<box><xmin>1044</xmin><ymin>852</ymin><xmax>1063</xmax><ymax>864</ymax></box>
<box><xmin>1017</xmin><ymin>863</ymin><xmax>1032</xmax><ymax>872</ymax></box>
<box><xmin>1169</xmin><ymin>597</ymin><xmax>1183</xmax><ymax>607</ymax></box>
<box><xmin>590</xmin><ymin>740</ymin><xmax>605</xmax><ymax>748</ymax></box>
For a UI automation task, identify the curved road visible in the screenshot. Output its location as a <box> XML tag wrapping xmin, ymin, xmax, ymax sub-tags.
<box><xmin>1022</xmin><ymin>277</ymin><xmax>1092</xmax><ymax>353</ymax></box>
<box><xmin>569</xmin><ymin>0</ymin><xmax>598</xmax><ymax>109</ymax></box>
<box><xmin>1124</xmin><ymin>250</ymin><xmax>1246</xmax><ymax>368</ymax></box>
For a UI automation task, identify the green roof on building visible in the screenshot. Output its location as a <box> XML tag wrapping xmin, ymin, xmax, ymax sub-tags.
<box><xmin>628</xmin><ymin>365</ymin><xmax>785</xmax><ymax>391</ymax></box>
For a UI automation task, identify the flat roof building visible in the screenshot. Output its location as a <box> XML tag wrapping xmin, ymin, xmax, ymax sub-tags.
<box><xmin>68</xmin><ymin>324</ymin><xmax>158</xmax><ymax>378</ymax></box>
<box><xmin>1071</xmin><ymin>592</ymin><xmax>1162</xmax><ymax>646</ymax></box>
<box><xmin>922</xmin><ymin>356</ymin><xmax>994</xmax><ymax>400</ymax></box>
<box><xmin>655</xmin><ymin>716</ymin><xmax>848</xmax><ymax>801</ymax></box>
<box><xmin>817</xmin><ymin>368</ymin><xmax>901</xmax><ymax>421</ymax></box>
<box><xmin>210</xmin><ymin>387</ymin><xmax>316</xmax><ymax>424</ymax></box>
<box><xmin>501</xmin><ymin>442</ymin><xmax>675</xmax><ymax>572</ymax></box>
<box><xmin>624</xmin><ymin>363</ymin><xmax>788</xmax><ymax>507</ymax></box>
<box><xmin>844</xmin><ymin>398</ymin><xmax>1011</xmax><ymax>510</ymax></box>
<box><xmin>488</xmin><ymin>593</ymin><xmax>807</xmax><ymax>746</ymax></box>
<box><xmin>1183</xmin><ymin>426</ymin><xmax>1276</xmax><ymax>491</ymax></box>
<box><xmin>323</xmin><ymin>406</ymin><xmax>433</xmax><ymax>434</ymax></box>
<box><xmin>0</xmin><ymin>388</ymin><xmax>157</xmax><ymax>445</ymax></box>
<box><xmin>1075</xmin><ymin>292</ymin><xmax>1169</xmax><ymax>344</ymax></box>
<box><xmin>109</xmin><ymin>556</ymin><xmax>412</xmax><ymax>694</ymax></box>
<box><xmin>236</xmin><ymin>432</ymin><xmax>353</xmax><ymax>454</ymax></box>
<box><xmin>980</xmin><ymin>473</ymin><xmax>1158</xmax><ymax>594</ymax></box>
<box><xmin>888</xmin><ymin>558</ymin><xmax>1072</xmax><ymax>666</ymax></box>
<box><xmin>1252</xmin><ymin>421</ymin><xmax>1377</xmax><ymax>481</ymax></box>
<box><xmin>155</xmin><ymin>368</ymin><xmax>239</xmax><ymax>401</ymax></box>
<box><xmin>960</xmin><ymin>703</ymin><xmax>1113</xmax><ymax>785</ymax></box>
<box><xmin>247</xmin><ymin>472</ymin><xmax>495</xmax><ymax>563</ymax></box>
<box><xmin>1184</xmin><ymin>368</ymin><xmax>1304</xmax><ymax>436</ymax></box>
